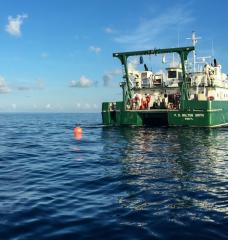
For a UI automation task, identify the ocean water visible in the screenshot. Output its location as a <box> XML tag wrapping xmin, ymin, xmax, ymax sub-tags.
<box><xmin>0</xmin><ymin>113</ymin><xmax>227</xmax><ymax>240</ymax></box>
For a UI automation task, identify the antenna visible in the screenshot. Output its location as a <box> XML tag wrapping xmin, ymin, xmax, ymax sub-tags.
<box><xmin>177</xmin><ymin>28</ymin><xmax>180</xmax><ymax>47</ymax></box>
<box><xmin>211</xmin><ymin>40</ymin><xmax>214</xmax><ymax>58</ymax></box>
<box><xmin>186</xmin><ymin>31</ymin><xmax>201</xmax><ymax>72</ymax></box>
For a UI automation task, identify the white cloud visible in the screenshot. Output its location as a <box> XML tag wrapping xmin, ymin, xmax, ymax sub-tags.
<box><xmin>114</xmin><ymin>6</ymin><xmax>193</xmax><ymax>49</ymax></box>
<box><xmin>16</xmin><ymin>79</ymin><xmax>45</xmax><ymax>91</ymax></box>
<box><xmin>89</xmin><ymin>46</ymin><xmax>101</xmax><ymax>54</ymax></box>
<box><xmin>105</xmin><ymin>27</ymin><xmax>113</xmax><ymax>33</ymax></box>
<box><xmin>103</xmin><ymin>69</ymin><xmax>122</xmax><ymax>87</ymax></box>
<box><xmin>76</xmin><ymin>103</ymin><xmax>81</xmax><ymax>108</ymax></box>
<box><xmin>12</xmin><ymin>104</ymin><xmax>17</xmax><ymax>109</ymax></box>
<box><xmin>46</xmin><ymin>104</ymin><xmax>51</xmax><ymax>109</ymax></box>
<box><xmin>5</xmin><ymin>14</ymin><xmax>28</xmax><ymax>37</ymax></box>
<box><xmin>17</xmin><ymin>85</ymin><xmax>30</xmax><ymax>91</ymax></box>
<box><xmin>41</xmin><ymin>52</ymin><xmax>49</xmax><ymax>59</ymax></box>
<box><xmin>85</xmin><ymin>103</ymin><xmax>91</xmax><ymax>108</ymax></box>
<box><xmin>128</xmin><ymin>58</ymin><xmax>139</xmax><ymax>72</ymax></box>
<box><xmin>0</xmin><ymin>76</ymin><xmax>10</xmax><ymax>93</ymax></box>
<box><xmin>70</xmin><ymin>76</ymin><xmax>94</xmax><ymax>88</ymax></box>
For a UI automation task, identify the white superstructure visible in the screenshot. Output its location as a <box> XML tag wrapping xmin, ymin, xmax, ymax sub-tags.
<box><xmin>126</xmin><ymin>32</ymin><xmax>228</xmax><ymax>110</ymax></box>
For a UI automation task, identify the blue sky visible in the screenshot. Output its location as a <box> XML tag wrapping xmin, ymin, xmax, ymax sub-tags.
<box><xmin>0</xmin><ymin>0</ymin><xmax>228</xmax><ymax>112</ymax></box>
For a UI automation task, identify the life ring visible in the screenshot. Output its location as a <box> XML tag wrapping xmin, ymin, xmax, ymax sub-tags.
<box><xmin>208</xmin><ymin>96</ymin><xmax>214</xmax><ymax>101</ymax></box>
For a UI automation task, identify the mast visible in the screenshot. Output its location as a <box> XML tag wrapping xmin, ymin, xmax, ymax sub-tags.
<box><xmin>186</xmin><ymin>31</ymin><xmax>201</xmax><ymax>72</ymax></box>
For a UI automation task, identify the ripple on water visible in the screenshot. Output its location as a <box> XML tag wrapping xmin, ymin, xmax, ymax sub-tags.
<box><xmin>0</xmin><ymin>114</ymin><xmax>227</xmax><ymax>239</ymax></box>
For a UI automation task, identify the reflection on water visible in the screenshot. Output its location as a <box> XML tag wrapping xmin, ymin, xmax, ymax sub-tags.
<box><xmin>102</xmin><ymin>127</ymin><xmax>228</xmax><ymax>226</ymax></box>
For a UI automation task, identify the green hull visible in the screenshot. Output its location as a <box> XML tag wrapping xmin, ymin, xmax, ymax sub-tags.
<box><xmin>168</xmin><ymin>100</ymin><xmax>228</xmax><ymax>127</ymax></box>
<box><xmin>102</xmin><ymin>100</ymin><xmax>228</xmax><ymax>127</ymax></box>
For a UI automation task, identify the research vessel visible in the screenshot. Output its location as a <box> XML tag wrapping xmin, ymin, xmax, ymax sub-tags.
<box><xmin>102</xmin><ymin>34</ymin><xmax>228</xmax><ymax>127</ymax></box>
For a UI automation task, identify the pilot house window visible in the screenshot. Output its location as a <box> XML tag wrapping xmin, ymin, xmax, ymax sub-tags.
<box><xmin>168</xmin><ymin>71</ymin><xmax>177</xmax><ymax>78</ymax></box>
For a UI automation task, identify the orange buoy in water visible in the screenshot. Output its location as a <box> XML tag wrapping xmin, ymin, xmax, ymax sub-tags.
<box><xmin>74</xmin><ymin>127</ymin><xmax>82</xmax><ymax>140</ymax></box>
<box><xmin>74</xmin><ymin>127</ymin><xmax>82</xmax><ymax>134</ymax></box>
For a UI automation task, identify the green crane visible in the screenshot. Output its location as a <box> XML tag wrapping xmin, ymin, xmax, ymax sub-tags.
<box><xmin>113</xmin><ymin>46</ymin><xmax>194</xmax><ymax>110</ymax></box>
